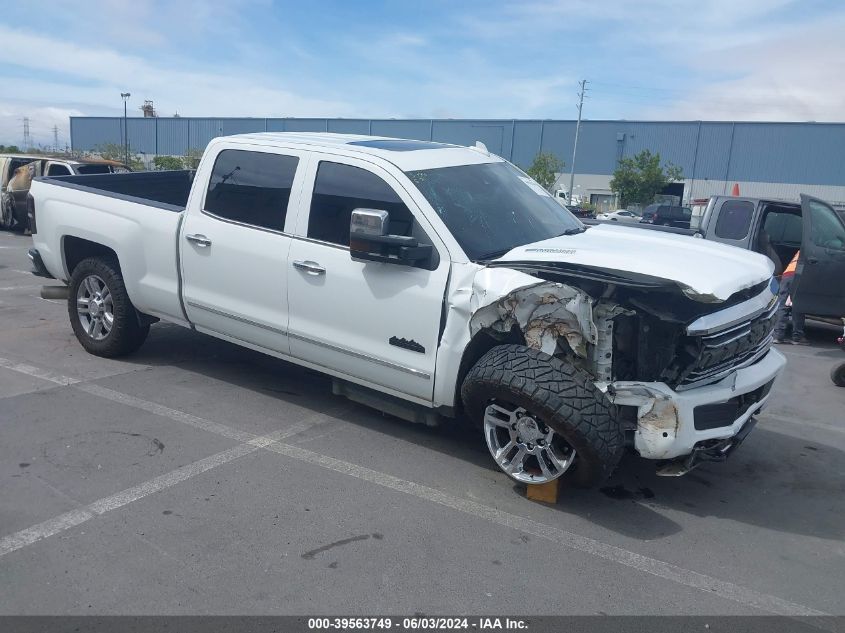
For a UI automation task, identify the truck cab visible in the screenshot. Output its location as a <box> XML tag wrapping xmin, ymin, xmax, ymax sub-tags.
<box><xmin>696</xmin><ymin>195</ymin><xmax>845</xmax><ymax>320</ymax></box>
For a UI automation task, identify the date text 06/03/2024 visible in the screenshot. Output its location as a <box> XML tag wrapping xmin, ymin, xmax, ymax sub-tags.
<box><xmin>306</xmin><ymin>617</ymin><xmax>529</xmax><ymax>630</ymax></box>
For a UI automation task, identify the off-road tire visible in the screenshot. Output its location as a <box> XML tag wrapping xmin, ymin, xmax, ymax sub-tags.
<box><xmin>461</xmin><ymin>344</ymin><xmax>625</xmax><ymax>487</ymax></box>
<box><xmin>831</xmin><ymin>362</ymin><xmax>845</xmax><ymax>388</ymax></box>
<box><xmin>68</xmin><ymin>257</ymin><xmax>149</xmax><ymax>357</ymax></box>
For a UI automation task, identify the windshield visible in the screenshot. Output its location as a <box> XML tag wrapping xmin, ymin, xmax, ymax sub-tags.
<box><xmin>406</xmin><ymin>162</ymin><xmax>583</xmax><ymax>261</ymax></box>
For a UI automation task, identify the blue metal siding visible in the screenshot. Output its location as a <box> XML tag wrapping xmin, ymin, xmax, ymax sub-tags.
<box><xmin>620</xmin><ymin>122</ymin><xmax>699</xmax><ymax>173</ymax></box>
<box><xmin>370</xmin><ymin>120</ymin><xmax>431</xmax><ymax>140</ymax></box>
<box><xmin>431</xmin><ymin>120</ymin><xmax>512</xmax><ymax>157</ymax></box>
<box><xmin>510</xmin><ymin>121</ymin><xmax>543</xmax><ymax>167</ymax></box>
<box><xmin>71</xmin><ymin>117</ymin><xmax>122</xmax><ymax>151</ymax></box>
<box><xmin>156</xmin><ymin>118</ymin><xmax>188</xmax><ymax>155</ymax></box>
<box><xmin>125</xmin><ymin>118</ymin><xmax>156</xmax><ymax>154</ymax></box>
<box><xmin>726</xmin><ymin>123</ymin><xmax>845</xmax><ymax>185</ymax></box>
<box><xmin>327</xmin><ymin>119</ymin><xmax>371</xmax><ymax>135</ymax></box>
<box><xmin>69</xmin><ymin>117</ymin><xmax>845</xmax><ymax>186</ymax></box>
<box><xmin>693</xmin><ymin>123</ymin><xmax>734</xmax><ymax>181</ymax></box>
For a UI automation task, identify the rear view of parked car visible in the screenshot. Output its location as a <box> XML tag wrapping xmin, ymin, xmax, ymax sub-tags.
<box><xmin>640</xmin><ymin>203</ymin><xmax>693</xmax><ymax>228</ymax></box>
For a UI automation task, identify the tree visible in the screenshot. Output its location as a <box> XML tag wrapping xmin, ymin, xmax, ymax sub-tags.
<box><xmin>526</xmin><ymin>152</ymin><xmax>564</xmax><ymax>191</ymax></box>
<box><xmin>0</xmin><ymin>145</ymin><xmax>21</xmax><ymax>153</ymax></box>
<box><xmin>609</xmin><ymin>149</ymin><xmax>683</xmax><ymax>208</ymax></box>
<box><xmin>153</xmin><ymin>155</ymin><xmax>184</xmax><ymax>171</ymax></box>
<box><xmin>181</xmin><ymin>148</ymin><xmax>203</xmax><ymax>170</ymax></box>
<box><xmin>93</xmin><ymin>143</ymin><xmax>146</xmax><ymax>171</ymax></box>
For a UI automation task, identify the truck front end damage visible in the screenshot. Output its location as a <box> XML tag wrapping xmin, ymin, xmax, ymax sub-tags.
<box><xmin>467</xmin><ymin>263</ymin><xmax>786</xmax><ymax>476</ymax></box>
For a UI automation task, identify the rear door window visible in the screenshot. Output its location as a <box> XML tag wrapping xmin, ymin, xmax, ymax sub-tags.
<box><xmin>204</xmin><ymin>149</ymin><xmax>299</xmax><ymax>232</ymax></box>
<box><xmin>715</xmin><ymin>200</ymin><xmax>754</xmax><ymax>240</ymax></box>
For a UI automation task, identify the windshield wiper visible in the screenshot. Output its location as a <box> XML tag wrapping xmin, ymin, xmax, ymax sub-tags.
<box><xmin>557</xmin><ymin>226</ymin><xmax>587</xmax><ymax>236</ymax></box>
<box><xmin>475</xmin><ymin>247</ymin><xmax>515</xmax><ymax>262</ymax></box>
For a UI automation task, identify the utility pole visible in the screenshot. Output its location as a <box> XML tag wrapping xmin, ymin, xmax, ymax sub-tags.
<box><xmin>120</xmin><ymin>92</ymin><xmax>131</xmax><ymax>165</ymax></box>
<box><xmin>53</xmin><ymin>125</ymin><xmax>59</xmax><ymax>153</ymax></box>
<box><xmin>22</xmin><ymin>117</ymin><xmax>32</xmax><ymax>150</ymax></box>
<box><xmin>567</xmin><ymin>79</ymin><xmax>588</xmax><ymax>204</ymax></box>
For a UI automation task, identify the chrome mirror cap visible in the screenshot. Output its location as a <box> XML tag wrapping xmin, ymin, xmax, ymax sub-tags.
<box><xmin>351</xmin><ymin>208</ymin><xmax>389</xmax><ymax>237</ymax></box>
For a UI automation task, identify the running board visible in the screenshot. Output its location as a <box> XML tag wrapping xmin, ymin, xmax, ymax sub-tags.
<box><xmin>331</xmin><ymin>379</ymin><xmax>441</xmax><ymax>427</ymax></box>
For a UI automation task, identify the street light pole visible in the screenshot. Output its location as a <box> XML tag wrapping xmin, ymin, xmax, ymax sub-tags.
<box><xmin>120</xmin><ymin>92</ymin><xmax>131</xmax><ymax>165</ymax></box>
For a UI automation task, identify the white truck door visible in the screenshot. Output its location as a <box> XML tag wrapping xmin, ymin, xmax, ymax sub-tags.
<box><xmin>180</xmin><ymin>147</ymin><xmax>307</xmax><ymax>354</ymax></box>
<box><xmin>287</xmin><ymin>155</ymin><xmax>450</xmax><ymax>402</ymax></box>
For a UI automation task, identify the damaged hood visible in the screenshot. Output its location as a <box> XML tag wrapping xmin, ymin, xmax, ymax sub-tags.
<box><xmin>495</xmin><ymin>223</ymin><xmax>774</xmax><ymax>302</ymax></box>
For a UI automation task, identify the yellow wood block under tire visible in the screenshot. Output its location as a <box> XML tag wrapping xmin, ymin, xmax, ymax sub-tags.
<box><xmin>525</xmin><ymin>479</ymin><xmax>560</xmax><ymax>504</ymax></box>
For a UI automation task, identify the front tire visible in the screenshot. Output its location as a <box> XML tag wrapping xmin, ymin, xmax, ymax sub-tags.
<box><xmin>68</xmin><ymin>257</ymin><xmax>149</xmax><ymax>357</ymax></box>
<box><xmin>462</xmin><ymin>344</ymin><xmax>624</xmax><ymax>487</ymax></box>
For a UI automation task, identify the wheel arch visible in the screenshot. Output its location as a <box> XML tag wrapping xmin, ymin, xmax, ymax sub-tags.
<box><xmin>451</xmin><ymin>327</ymin><xmax>526</xmax><ymax>417</ymax></box>
<box><xmin>62</xmin><ymin>235</ymin><xmax>121</xmax><ymax>279</ymax></box>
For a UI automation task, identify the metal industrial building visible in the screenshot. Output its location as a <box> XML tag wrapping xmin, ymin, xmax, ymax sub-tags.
<box><xmin>70</xmin><ymin>117</ymin><xmax>845</xmax><ymax>207</ymax></box>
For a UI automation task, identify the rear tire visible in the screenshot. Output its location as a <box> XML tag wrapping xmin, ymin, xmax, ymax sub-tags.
<box><xmin>461</xmin><ymin>344</ymin><xmax>625</xmax><ymax>487</ymax></box>
<box><xmin>68</xmin><ymin>257</ymin><xmax>149</xmax><ymax>357</ymax></box>
<box><xmin>831</xmin><ymin>362</ymin><xmax>845</xmax><ymax>388</ymax></box>
<box><xmin>0</xmin><ymin>195</ymin><xmax>14</xmax><ymax>231</ymax></box>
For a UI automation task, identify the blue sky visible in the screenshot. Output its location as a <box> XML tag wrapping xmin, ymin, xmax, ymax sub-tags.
<box><xmin>1</xmin><ymin>0</ymin><xmax>844</xmax><ymax>146</ymax></box>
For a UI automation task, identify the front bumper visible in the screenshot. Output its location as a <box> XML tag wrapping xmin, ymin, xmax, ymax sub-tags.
<box><xmin>604</xmin><ymin>348</ymin><xmax>786</xmax><ymax>461</ymax></box>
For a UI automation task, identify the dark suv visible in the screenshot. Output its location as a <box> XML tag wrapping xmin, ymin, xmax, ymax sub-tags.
<box><xmin>640</xmin><ymin>204</ymin><xmax>692</xmax><ymax>228</ymax></box>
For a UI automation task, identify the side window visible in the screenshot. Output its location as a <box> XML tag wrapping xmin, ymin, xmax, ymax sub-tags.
<box><xmin>808</xmin><ymin>200</ymin><xmax>845</xmax><ymax>250</ymax></box>
<box><xmin>204</xmin><ymin>149</ymin><xmax>299</xmax><ymax>232</ymax></box>
<box><xmin>308</xmin><ymin>161</ymin><xmax>415</xmax><ymax>246</ymax></box>
<box><xmin>47</xmin><ymin>164</ymin><xmax>71</xmax><ymax>176</ymax></box>
<box><xmin>715</xmin><ymin>200</ymin><xmax>754</xmax><ymax>240</ymax></box>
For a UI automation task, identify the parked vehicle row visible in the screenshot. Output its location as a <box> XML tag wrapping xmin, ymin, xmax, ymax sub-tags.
<box><xmin>596</xmin><ymin>209</ymin><xmax>640</xmax><ymax>223</ymax></box>
<box><xmin>28</xmin><ymin>132</ymin><xmax>786</xmax><ymax>490</ymax></box>
<box><xmin>0</xmin><ymin>154</ymin><xmax>128</xmax><ymax>231</ymax></box>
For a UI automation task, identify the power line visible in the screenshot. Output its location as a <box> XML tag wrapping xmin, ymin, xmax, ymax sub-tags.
<box><xmin>22</xmin><ymin>117</ymin><xmax>31</xmax><ymax>150</ymax></box>
<box><xmin>568</xmin><ymin>79</ymin><xmax>588</xmax><ymax>203</ymax></box>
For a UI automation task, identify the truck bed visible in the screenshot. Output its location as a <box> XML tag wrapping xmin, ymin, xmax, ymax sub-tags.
<box><xmin>40</xmin><ymin>170</ymin><xmax>195</xmax><ymax>210</ymax></box>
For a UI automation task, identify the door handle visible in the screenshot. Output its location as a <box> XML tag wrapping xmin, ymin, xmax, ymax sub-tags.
<box><xmin>807</xmin><ymin>257</ymin><xmax>819</xmax><ymax>264</ymax></box>
<box><xmin>293</xmin><ymin>260</ymin><xmax>326</xmax><ymax>275</ymax></box>
<box><xmin>185</xmin><ymin>233</ymin><xmax>212</xmax><ymax>248</ymax></box>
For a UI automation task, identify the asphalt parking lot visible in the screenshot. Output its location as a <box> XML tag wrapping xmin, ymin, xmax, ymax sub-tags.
<box><xmin>1</xmin><ymin>229</ymin><xmax>843</xmax><ymax>617</ymax></box>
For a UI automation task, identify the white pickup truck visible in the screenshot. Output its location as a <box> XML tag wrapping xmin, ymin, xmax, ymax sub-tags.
<box><xmin>27</xmin><ymin>133</ymin><xmax>786</xmax><ymax>487</ymax></box>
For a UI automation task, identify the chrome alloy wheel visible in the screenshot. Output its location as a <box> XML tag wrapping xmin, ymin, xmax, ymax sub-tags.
<box><xmin>76</xmin><ymin>274</ymin><xmax>114</xmax><ymax>341</ymax></box>
<box><xmin>483</xmin><ymin>402</ymin><xmax>576</xmax><ymax>483</ymax></box>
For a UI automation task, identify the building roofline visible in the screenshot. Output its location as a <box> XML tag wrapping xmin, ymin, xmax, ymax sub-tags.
<box><xmin>69</xmin><ymin>116</ymin><xmax>845</xmax><ymax>126</ymax></box>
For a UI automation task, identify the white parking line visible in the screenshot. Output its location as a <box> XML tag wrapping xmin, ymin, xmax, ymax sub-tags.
<box><xmin>0</xmin><ymin>405</ymin><xmax>344</xmax><ymax>558</ymax></box>
<box><xmin>0</xmin><ymin>357</ymin><xmax>80</xmax><ymax>386</ymax></box>
<box><xmin>0</xmin><ymin>285</ymin><xmax>40</xmax><ymax>291</ymax></box>
<box><xmin>0</xmin><ymin>356</ymin><xmax>831</xmax><ymax>618</ymax></box>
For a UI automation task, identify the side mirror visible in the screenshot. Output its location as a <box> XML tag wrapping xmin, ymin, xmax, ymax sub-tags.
<box><xmin>350</xmin><ymin>208</ymin><xmax>389</xmax><ymax>237</ymax></box>
<box><xmin>349</xmin><ymin>208</ymin><xmax>432</xmax><ymax>268</ymax></box>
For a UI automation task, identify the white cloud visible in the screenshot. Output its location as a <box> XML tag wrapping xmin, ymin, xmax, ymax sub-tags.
<box><xmin>0</xmin><ymin>24</ymin><xmax>353</xmax><ymax>144</ymax></box>
<box><xmin>0</xmin><ymin>102</ymin><xmax>82</xmax><ymax>149</ymax></box>
<box><xmin>646</xmin><ymin>14</ymin><xmax>845</xmax><ymax>121</ymax></box>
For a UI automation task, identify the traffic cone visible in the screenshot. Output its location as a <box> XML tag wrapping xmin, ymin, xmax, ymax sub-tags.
<box><xmin>731</xmin><ymin>183</ymin><xmax>740</xmax><ymax>196</ymax></box>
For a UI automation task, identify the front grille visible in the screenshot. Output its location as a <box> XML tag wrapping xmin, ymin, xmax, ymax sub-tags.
<box><xmin>677</xmin><ymin>299</ymin><xmax>778</xmax><ymax>390</ymax></box>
